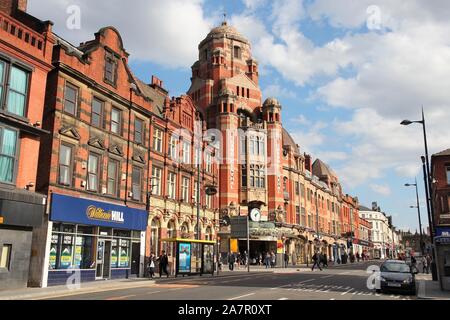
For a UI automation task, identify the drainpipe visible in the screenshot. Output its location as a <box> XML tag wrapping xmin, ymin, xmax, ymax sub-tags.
<box><xmin>125</xmin><ymin>83</ymin><xmax>137</xmax><ymax>205</ymax></box>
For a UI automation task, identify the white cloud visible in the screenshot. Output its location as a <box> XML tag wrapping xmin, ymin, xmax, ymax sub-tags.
<box><xmin>242</xmin><ymin>0</ymin><xmax>268</xmax><ymax>11</ymax></box>
<box><xmin>263</xmin><ymin>84</ymin><xmax>297</xmax><ymax>99</ymax></box>
<box><xmin>28</xmin><ymin>0</ymin><xmax>213</xmax><ymax>68</ymax></box>
<box><xmin>370</xmin><ymin>184</ymin><xmax>391</xmax><ymax>196</ymax></box>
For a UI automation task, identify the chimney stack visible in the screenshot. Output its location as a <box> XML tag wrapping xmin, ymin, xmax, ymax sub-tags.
<box><xmin>0</xmin><ymin>0</ymin><xmax>27</xmax><ymax>15</ymax></box>
<box><xmin>304</xmin><ymin>153</ymin><xmax>313</xmax><ymax>172</ymax></box>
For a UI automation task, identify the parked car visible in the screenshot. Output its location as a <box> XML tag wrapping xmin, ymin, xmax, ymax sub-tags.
<box><xmin>377</xmin><ymin>260</ymin><xmax>417</xmax><ymax>295</ymax></box>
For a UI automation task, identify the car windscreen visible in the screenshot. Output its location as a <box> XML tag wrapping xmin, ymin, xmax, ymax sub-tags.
<box><xmin>381</xmin><ymin>263</ymin><xmax>411</xmax><ymax>273</ymax></box>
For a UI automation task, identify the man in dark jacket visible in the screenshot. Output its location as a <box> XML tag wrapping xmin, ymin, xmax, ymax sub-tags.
<box><xmin>157</xmin><ymin>250</ymin><xmax>169</xmax><ymax>278</ymax></box>
<box><xmin>284</xmin><ymin>252</ymin><xmax>289</xmax><ymax>268</ymax></box>
<box><xmin>311</xmin><ymin>252</ymin><xmax>322</xmax><ymax>271</ymax></box>
<box><xmin>228</xmin><ymin>252</ymin><xmax>236</xmax><ymax>271</ymax></box>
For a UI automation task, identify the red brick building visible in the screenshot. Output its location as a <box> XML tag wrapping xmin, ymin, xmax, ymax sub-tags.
<box><xmin>0</xmin><ymin>0</ymin><xmax>54</xmax><ymax>289</ymax></box>
<box><xmin>187</xmin><ymin>21</ymin><xmax>361</xmax><ymax>265</ymax></box>
<box><xmin>431</xmin><ymin>148</ymin><xmax>450</xmax><ymax>290</ymax></box>
<box><xmin>31</xmin><ymin>24</ymin><xmax>219</xmax><ymax>286</ymax></box>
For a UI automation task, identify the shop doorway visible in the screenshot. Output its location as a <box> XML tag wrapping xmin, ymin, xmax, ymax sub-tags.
<box><xmin>131</xmin><ymin>242</ymin><xmax>140</xmax><ymax>276</ymax></box>
<box><xmin>96</xmin><ymin>239</ymin><xmax>111</xmax><ymax>279</ymax></box>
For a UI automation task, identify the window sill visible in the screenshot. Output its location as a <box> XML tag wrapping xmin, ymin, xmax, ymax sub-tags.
<box><xmin>0</xmin><ymin>109</ymin><xmax>29</xmax><ymax>123</ymax></box>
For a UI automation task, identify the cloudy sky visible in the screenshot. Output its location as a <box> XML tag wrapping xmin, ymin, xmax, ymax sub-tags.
<box><xmin>28</xmin><ymin>0</ymin><xmax>450</xmax><ymax>231</ymax></box>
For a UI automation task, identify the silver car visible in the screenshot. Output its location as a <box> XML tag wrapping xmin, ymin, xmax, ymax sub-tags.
<box><xmin>377</xmin><ymin>260</ymin><xmax>417</xmax><ymax>295</ymax></box>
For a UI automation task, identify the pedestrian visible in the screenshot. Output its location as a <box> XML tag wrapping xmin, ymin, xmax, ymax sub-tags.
<box><xmin>356</xmin><ymin>252</ymin><xmax>360</xmax><ymax>262</ymax></box>
<box><xmin>259</xmin><ymin>253</ymin><xmax>263</xmax><ymax>266</ymax></box>
<box><xmin>322</xmin><ymin>253</ymin><xmax>328</xmax><ymax>268</ymax></box>
<box><xmin>426</xmin><ymin>254</ymin><xmax>432</xmax><ymax>274</ymax></box>
<box><xmin>311</xmin><ymin>252</ymin><xmax>323</xmax><ymax>271</ymax></box>
<box><xmin>410</xmin><ymin>256</ymin><xmax>418</xmax><ymax>273</ymax></box>
<box><xmin>264</xmin><ymin>252</ymin><xmax>270</xmax><ymax>269</ymax></box>
<box><xmin>147</xmin><ymin>253</ymin><xmax>156</xmax><ymax>279</ymax></box>
<box><xmin>284</xmin><ymin>252</ymin><xmax>289</xmax><ymax>268</ymax></box>
<box><xmin>243</xmin><ymin>251</ymin><xmax>248</xmax><ymax>267</ymax></box>
<box><xmin>157</xmin><ymin>250</ymin><xmax>169</xmax><ymax>278</ymax></box>
<box><xmin>228</xmin><ymin>252</ymin><xmax>235</xmax><ymax>271</ymax></box>
<box><xmin>421</xmin><ymin>256</ymin><xmax>428</xmax><ymax>274</ymax></box>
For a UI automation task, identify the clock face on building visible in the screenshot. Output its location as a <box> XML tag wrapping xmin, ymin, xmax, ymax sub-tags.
<box><xmin>250</xmin><ymin>208</ymin><xmax>261</xmax><ymax>222</ymax></box>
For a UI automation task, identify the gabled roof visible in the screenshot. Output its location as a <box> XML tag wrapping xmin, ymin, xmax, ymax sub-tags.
<box><xmin>134</xmin><ymin>78</ymin><xmax>165</xmax><ymax>118</ymax></box>
<box><xmin>432</xmin><ymin>148</ymin><xmax>450</xmax><ymax>157</ymax></box>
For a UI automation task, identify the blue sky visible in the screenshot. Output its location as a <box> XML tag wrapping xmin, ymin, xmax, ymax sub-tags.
<box><xmin>28</xmin><ymin>0</ymin><xmax>450</xmax><ymax>232</ymax></box>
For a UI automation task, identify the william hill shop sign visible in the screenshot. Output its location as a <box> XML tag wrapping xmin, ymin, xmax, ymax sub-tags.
<box><xmin>51</xmin><ymin>194</ymin><xmax>147</xmax><ymax>231</ymax></box>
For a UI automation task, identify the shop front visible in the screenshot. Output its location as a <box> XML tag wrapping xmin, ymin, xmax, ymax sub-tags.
<box><xmin>435</xmin><ymin>227</ymin><xmax>450</xmax><ymax>291</ymax></box>
<box><xmin>0</xmin><ymin>189</ymin><xmax>46</xmax><ymax>289</ymax></box>
<box><xmin>47</xmin><ymin>194</ymin><xmax>147</xmax><ymax>286</ymax></box>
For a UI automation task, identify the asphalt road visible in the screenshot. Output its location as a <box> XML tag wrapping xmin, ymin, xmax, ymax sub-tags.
<box><xmin>43</xmin><ymin>261</ymin><xmax>416</xmax><ymax>300</ymax></box>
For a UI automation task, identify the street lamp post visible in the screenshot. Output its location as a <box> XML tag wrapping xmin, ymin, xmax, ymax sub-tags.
<box><xmin>405</xmin><ymin>179</ymin><xmax>425</xmax><ymax>255</ymax></box>
<box><xmin>401</xmin><ymin>109</ymin><xmax>438</xmax><ymax>281</ymax></box>
<box><xmin>401</xmin><ymin>108</ymin><xmax>434</xmax><ymax>238</ymax></box>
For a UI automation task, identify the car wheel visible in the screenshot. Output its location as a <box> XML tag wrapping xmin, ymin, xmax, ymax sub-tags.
<box><xmin>376</xmin><ymin>289</ymin><xmax>381</xmax><ymax>294</ymax></box>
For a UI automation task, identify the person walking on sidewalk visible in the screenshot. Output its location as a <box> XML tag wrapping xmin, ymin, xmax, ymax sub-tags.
<box><xmin>157</xmin><ymin>250</ymin><xmax>169</xmax><ymax>278</ymax></box>
<box><xmin>271</xmin><ymin>251</ymin><xmax>276</xmax><ymax>268</ymax></box>
<box><xmin>147</xmin><ymin>253</ymin><xmax>156</xmax><ymax>279</ymax></box>
<box><xmin>425</xmin><ymin>254</ymin><xmax>432</xmax><ymax>274</ymax></box>
<box><xmin>228</xmin><ymin>252</ymin><xmax>236</xmax><ymax>271</ymax></box>
<box><xmin>322</xmin><ymin>253</ymin><xmax>328</xmax><ymax>268</ymax></box>
<box><xmin>311</xmin><ymin>252</ymin><xmax>323</xmax><ymax>271</ymax></box>
<box><xmin>264</xmin><ymin>252</ymin><xmax>271</xmax><ymax>269</ymax></box>
<box><xmin>284</xmin><ymin>252</ymin><xmax>289</xmax><ymax>268</ymax></box>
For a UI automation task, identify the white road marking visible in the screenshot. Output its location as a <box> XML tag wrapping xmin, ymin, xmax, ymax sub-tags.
<box><xmin>339</xmin><ymin>272</ymin><xmax>350</xmax><ymax>275</ymax></box>
<box><xmin>228</xmin><ymin>293</ymin><xmax>255</xmax><ymax>300</ymax></box>
<box><xmin>146</xmin><ymin>291</ymin><xmax>162</xmax><ymax>295</ymax></box>
<box><xmin>299</xmin><ymin>279</ymin><xmax>316</xmax><ymax>284</ymax></box>
<box><xmin>341</xmin><ymin>288</ymin><xmax>354</xmax><ymax>296</ymax></box>
<box><xmin>321</xmin><ymin>275</ymin><xmax>334</xmax><ymax>279</ymax></box>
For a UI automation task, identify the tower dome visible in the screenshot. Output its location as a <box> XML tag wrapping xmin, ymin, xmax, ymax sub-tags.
<box><xmin>263</xmin><ymin>97</ymin><xmax>281</xmax><ymax>107</ymax></box>
<box><xmin>201</xmin><ymin>21</ymin><xmax>249</xmax><ymax>46</ymax></box>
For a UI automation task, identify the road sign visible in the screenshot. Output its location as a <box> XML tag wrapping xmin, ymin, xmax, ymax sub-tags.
<box><xmin>230</xmin><ymin>216</ymin><xmax>248</xmax><ymax>238</ymax></box>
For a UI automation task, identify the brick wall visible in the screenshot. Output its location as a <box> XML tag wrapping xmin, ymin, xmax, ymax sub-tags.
<box><xmin>0</xmin><ymin>0</ymin><xmax>27</xmax><ymax>15</ymax></box>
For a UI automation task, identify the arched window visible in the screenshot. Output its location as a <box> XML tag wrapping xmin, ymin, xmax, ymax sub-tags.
<box><xmin>205</xmin><ymin>227</ymin><xmax>213</xmax><ymax>241</ymax></box>
<box><xmin>167</xmin><ymin>220</ymin><xmax>176</xmax><ymax>239</ymax></box>
<box><xmin>150</xmin><ymin>219</ymin><xmax>161</xmax><ymax>255</ymax></box>
<box><xmin>180</xmin><ymin>222</ymin><xmax>189</xmax><ymax>238</ymax></box>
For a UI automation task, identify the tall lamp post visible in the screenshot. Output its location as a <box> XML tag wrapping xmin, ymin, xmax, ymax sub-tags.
<box><xmin>405</xmin><ymin>179</ymin><xmax>425</xmax><ymax>255</ymax></box>
<box><xmin>401</xmin><ymin>108</ymin><xmax>438</xmax><ymax>281</ymax></box>
<box><xmin>400</xmin><ymin>108</ymin><xmax>434</xmax><ymax>238</ymax></box>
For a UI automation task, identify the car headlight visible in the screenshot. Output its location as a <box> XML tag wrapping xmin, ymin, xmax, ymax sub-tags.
<box><xmin>379</xmin><ymin>276</ymin><xmax>387</xmax><ymax>282</ymax></box>
<box><xmin>403</xmin><ymin>277</ymin><xmax>413</xmax><ymax>284</ymax></box>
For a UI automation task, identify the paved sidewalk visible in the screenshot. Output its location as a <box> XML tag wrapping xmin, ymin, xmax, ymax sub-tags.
<box><xmin>417</xmin><ymin>275</ymin><xmax>450</xmax><ymax>300</ymax></box>
<box><xmin>220</xmin><ymin>260</ymin><xmax>379</xmax><ymax>273</ymax></box>
<box><xmin>0</xmin><ymin>277</ymin><xmax>156</xmax><ymax>300</ymax></box>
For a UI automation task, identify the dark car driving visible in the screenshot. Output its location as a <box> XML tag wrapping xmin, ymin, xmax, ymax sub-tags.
<box><xmin>377</xmin><ymin>260</ymin><xmax>417</xmax><ymax>295</ymax></box>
